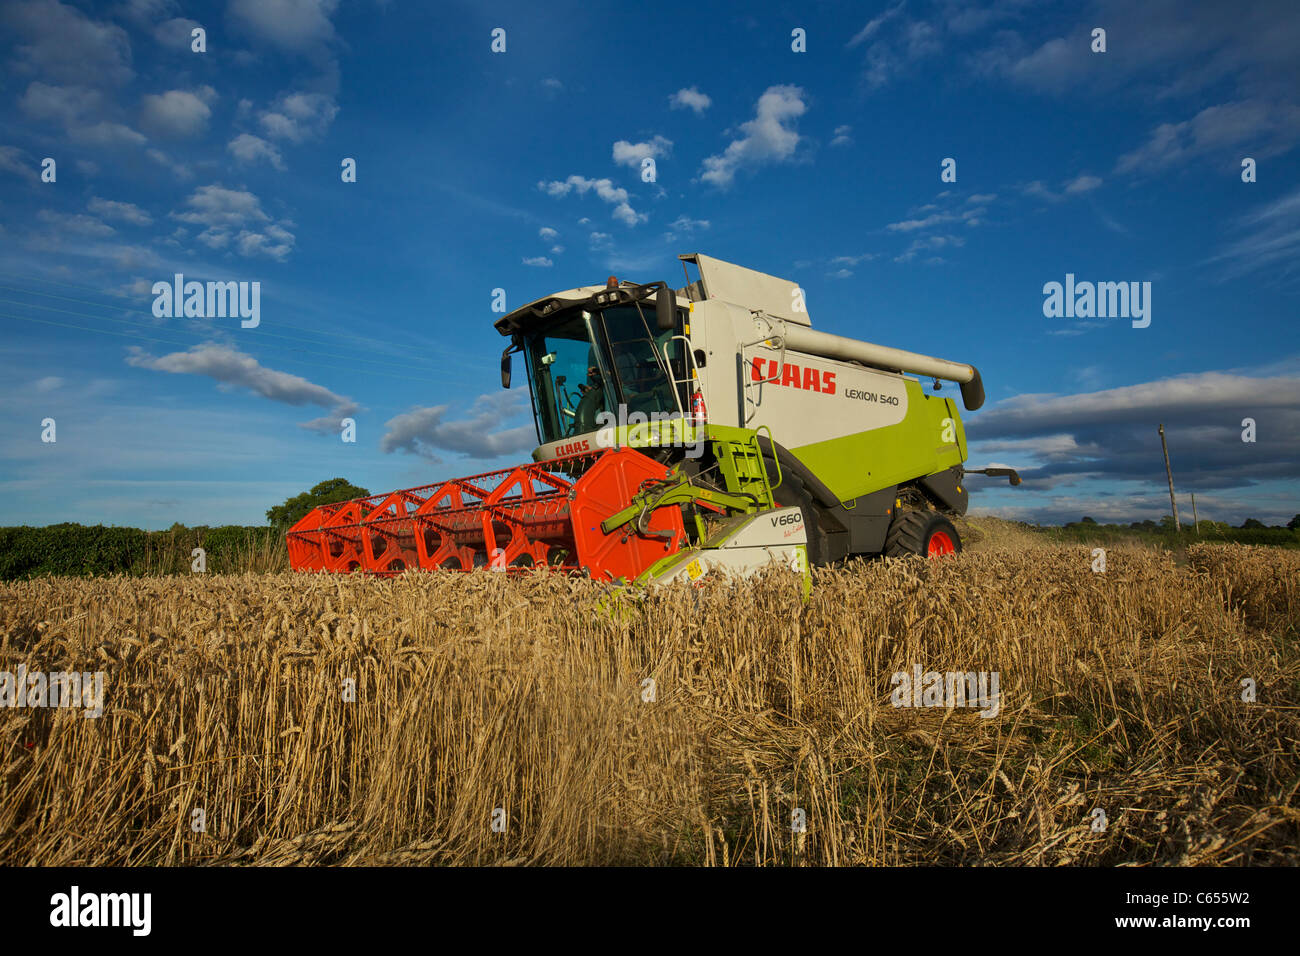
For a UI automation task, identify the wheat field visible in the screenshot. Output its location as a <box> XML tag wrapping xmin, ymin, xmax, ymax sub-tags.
<box><xmin>1</xmin><ymin>541</ymin><xmax>1296</xmax><ymax>866</ymax></box>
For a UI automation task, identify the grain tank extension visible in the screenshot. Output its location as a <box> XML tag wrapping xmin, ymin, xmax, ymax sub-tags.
<box><xmin>287</xmin><ymin>254</ymin><xmax>1020</xmax><ymax>586</ymax></box>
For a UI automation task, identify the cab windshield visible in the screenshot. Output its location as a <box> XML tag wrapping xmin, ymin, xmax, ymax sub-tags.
<box><xmin>523</xmin><ymin>304</ymin><xmax>682</xmax><ymax>444</ymax></box>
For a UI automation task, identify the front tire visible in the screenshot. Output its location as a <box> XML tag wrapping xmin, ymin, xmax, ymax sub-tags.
<box><xmin>885</xmin><ymin>510</ymin><xmax>961</xmax><ymax>558</ymax></box>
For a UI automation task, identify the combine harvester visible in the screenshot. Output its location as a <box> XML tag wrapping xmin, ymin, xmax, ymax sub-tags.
<box><xmin>287</xmin><ymin>254</ymin><xmax>1019</xmax><ymax>587</ymax></box>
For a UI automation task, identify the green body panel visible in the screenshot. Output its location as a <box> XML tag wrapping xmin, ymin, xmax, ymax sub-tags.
<box><xmin>782</xmin><ymin>382</ymin><xmax>966</xmax><ymax>503</ymax></box>
<box><xmin>608</xmin><ymin>383</ymin><xmax>966</xmax><ymax>510</ymax></box>
<box><xmin>600</xmin><ymin>416</ymin><xmax>704</xmax><ymax>452</ymax></box>
<box><xmin>708</xmin><ymin>425</ymin><xmax>776</xmax><ymax>506</ymax></box>
<box><xmin>611</xmin><ymin>421</ymin><xmax>778</xmax><ymax>507</ymax></box>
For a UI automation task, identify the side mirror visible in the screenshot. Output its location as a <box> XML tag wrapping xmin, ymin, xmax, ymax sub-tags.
<box><xmin>655</xmin><ymin>285</ymin><xmax>676</xmax><ymax>331</ymax></box>
<box><xmin>500</xmin><ymin>347</ymin><xmax>512</xmax><ymax>388</ymax></box>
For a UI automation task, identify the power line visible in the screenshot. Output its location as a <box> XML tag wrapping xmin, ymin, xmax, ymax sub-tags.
<box><xmin>0</xmin><ymin>282</ymin><xmax>440</xmax><ymax>366</ymax></box>
<box><xmin>3</xmin><ymin>311</ymin><xmax>211</xmax><ymax>352</ymax></box>
<box><xmin>0</xmin><ymin>296</ymin><xmax>469</xmax><ymax>379</ymax></box>
<box><xmin>1</xmin><ymin>311</ymin><xmax>480</xmax><ymax>386</ymax></box>
<box><xmin>0</xmin><ymin>285</ymin><xmax>451</xmax><ymax>373</ymax></box>
<box><xmin>0</xmin><ymin>269</ymin><xmax>480</xmax><ymax>363</ymax></box>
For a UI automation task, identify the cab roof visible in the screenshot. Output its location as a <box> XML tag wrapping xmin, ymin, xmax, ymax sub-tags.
<box><xmin>493</xmin><ymin>281</ymin><xmax>683</xmax><ymax>337</ymax></box>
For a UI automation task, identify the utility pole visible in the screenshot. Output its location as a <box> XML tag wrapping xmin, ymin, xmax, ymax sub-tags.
<box><xmin>1158</xmin><ymin>424</ymin><xmax>1180</xmax><ymax>531</ymax></box>
<box><xmin>1191</xmin><ymin>493</ymin><xmax>1199</xmax><ymax>535</ymax></box>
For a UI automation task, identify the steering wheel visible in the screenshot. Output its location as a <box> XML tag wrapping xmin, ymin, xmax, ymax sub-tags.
<box><xmin>553</xmin><ymin>376</ymin><xmax>577</xmax><ymax>418</ymax></box>
<box><xmin>570</xmin><ymin>387</ymin><xmax>604</xmax><ymax>436</ymax></box>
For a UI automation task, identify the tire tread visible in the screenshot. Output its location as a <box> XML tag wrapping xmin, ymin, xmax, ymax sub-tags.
<box><xmin>885</xmin><ymin>510</ymin><xmax>930</xmax><ymax>557</ymax></box>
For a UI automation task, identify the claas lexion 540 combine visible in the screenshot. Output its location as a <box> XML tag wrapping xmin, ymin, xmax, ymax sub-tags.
<box><xmin>287</xmin><ymin>254</ymin><xmax>1020</xmax><ymax>588</ymax></box>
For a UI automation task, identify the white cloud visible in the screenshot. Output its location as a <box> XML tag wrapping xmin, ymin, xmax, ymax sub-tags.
<box><xmin>18</xmin><ymin>83</ymin><xmax>150</xmax><ymax>147</ymax></box>
<box><xmin>258</xmin><ymin>91</ymin><xmax>338</xmax><ymax>143</ymax></box>
<box><xmin>1024</xmin><ymin>177</ymin><xmax>1103</xmax><ymax>203</ymax></box>
<box><xmin>228</xmin><ymin>0</ymin><xmax>338</xmax><ymax>54</ymax></box>
<box><xmin>522</xmin><ymin>256</ymin><xmax>553</xmax><ymax>267</ymax></box>
<box><xmin>3</xmin><ymin>0</ymin><xmax>134</xmax><ymax>86</ymax></box>
<box><xmin>1116</xmin><ymin>100</ymin><xmax>1300</xmax><ymax>174</ymax></box>
<box><xmin>18</xmin><ymin>82</ymin><xmax>102</xmax><ymax>125</ymax></box>
<box><xmin>171</xmin><ymin>185</ymin><xmax>296</xmax><ymax>261</ymax></box>
<box><xmin>830</xmin><ymin>253</ymin><xmax>874</xmax><ymax>266</ymax></box>
<box><xmin>894</xmin><ymin>235</ymin><xmax>964</xmax><ymax>263</ymax></box>
<box><xmin>612</xmin><ymin>135</ymin><xmax>672</xmax><ymax>168</ymax></box>
<box><xmin>116</xmin><ymin>0</ymin><xmax>180</xmax><ymax>26</ymax></box>
<box><xmin>154</xmin><ymin>17</ymin><xmax>202</xmax><ymax>49</ymax></box>
<box><xmin>887</xmin><ymin>192</ymin><xmax>991</xmax><ymax>234</ymax></box>
<box><xmin>977</xmin><ymin>34</ymin><xmax>1092</xmax><ymax>94</ymax></box>
<box><xmin>978</xmin><ymin>2</ymin><xmax>1300</xmax><ymax>110</ymax></box>
<box><xmin>977</xmin><ymin>372</ymin><xmax>1300</xmax><ymax>431</ymax></box>
<box><xmin>886</xmin><ymin>212</ymin><xmax>953</xmax><ymax>232</ymax></box>
<box><xmin>699</xmin><ymin>85</ymin><xmax>807</xmax><ymax>188</ymax></box>
<box><xmin>830</xmin><ymin>124</ymin><xmax>852</xmax><ymax>146</ymax></box>
<box><xmin>846</xmin><ymin>3</ymin><xmax>904</xmax><ymax>48</ymax></box>
<box><xmin>126</xmin><ymin>342</ymin><xmax>358</xmax><ymax>430</ymax></box>
<box><xmin>174</xmin><ymin>185</ymin><xmax>268</xmax><ymax>228</ymax></box>
<box><xmin>966</xmin><ymin>368</ymin><xmax>1300</xmax><ymax>504</ymax></box>
<box><xmin>0</xmin><ymin>145</ymin><xmax>39</xmax><ymax>182</ymax></box>
<box><xmin>848</xmin><ymin>6</ymin><xmax>940</xmax><ymax>91</ymax></box>
<box><xmin>1208</xmin><ymin>184</ymin><xmax>1300</xmax><ymax>281</ymax></box>
<box><xmin>1022</xmin><ymin>180</ymin><xmax>1060</xmax><ymax>202</ymax></box>
<box><xmin>669</xmin><ymin>215</ymin><xmax>710</xmax><ymax>232</ymax></box>
<box><xmin>662</xmin><ymin>215</ymin><xmax>710</xmax><ymax>243</ymax></box>
<box><xmin>539</xmin><ymin>226</ymin><xmax>558</xmax><ymax>240</ymax></box>
<box><xmin>228</xmin><ymin>133</ymin><xmax>286</xmax><ymax>170</ymax></box>
<box><xmin>37</xmin><ymin>209</ymin><xmax>115</xmax><ymax>236</ymax></box>
<box><xmin>140</xmin><ymin>87</ymin><xmax>216</xmax><ymax>139</ymax></box>
<box><xmin>146</xmin><ymin>148</ymin><xmax>192</xmax><ymax>179</ymax></box>
<box><xmin>902</xmin><ymin>20</ymin><xmax>941</xmax><ymax>59</ymax></box>
<box><xmin>112</xmin><ymin>276</ymin><xmax>156</xmax><ymax>298</ymax></box>
<box><xmin>75</xmin><ymin>121</ymin><xmax>147</xmax><ymax>147</ymax></box>
<box><xmin>235</xmin><ymin>224</ymin><xmax>295</xmax><ymax>260</ymax></box>
<box><xmin>87</xmin><ymin>196</ymin><xmax>152</xmax><ymax>225</ymax></box>
<box><xmin>669</xmin><ymin>87</ymin><xmax>711</xmax><ymax>114</ymax></box>
<box><xmin>380</xmin><ymin>392</ymin><xmax>535</xmax><ymax>461</ymax></box>
<box><xmin>538</xmin><ymin>175</ymin><xmax>645</xmax><ymax>226</ymax></box>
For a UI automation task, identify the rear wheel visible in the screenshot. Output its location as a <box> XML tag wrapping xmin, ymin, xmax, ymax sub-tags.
<box><xmin>885</xmin><ymin>510</ymin><xmax>961</xmax><ymax>558</ymax></box>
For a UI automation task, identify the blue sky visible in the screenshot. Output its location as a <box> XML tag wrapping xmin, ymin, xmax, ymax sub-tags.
<box><xmin>1</xmin><ymin>0</ymin><xmax>1297</xmax><ymax>529</ymax></box>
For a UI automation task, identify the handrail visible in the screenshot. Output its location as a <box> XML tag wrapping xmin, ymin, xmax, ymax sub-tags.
<box><xmin>740</xmin><ymin>315</ymin><xmax>788</xmax><ymax>424</ymax></box>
